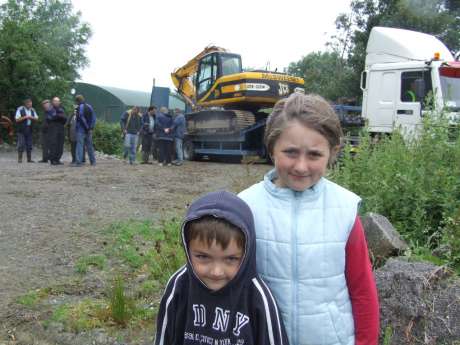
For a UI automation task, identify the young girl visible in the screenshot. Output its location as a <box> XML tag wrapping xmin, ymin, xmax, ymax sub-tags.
<box><xmin>239</xmin><ymin>93</ymin><xmax>379</xmax><ymax>345</ymax></box>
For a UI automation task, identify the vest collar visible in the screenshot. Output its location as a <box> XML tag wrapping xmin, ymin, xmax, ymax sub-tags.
<box><xmin>263</xmin><ymin>169</ymin><xmax>325</xmax><ymax>201</ymax></box>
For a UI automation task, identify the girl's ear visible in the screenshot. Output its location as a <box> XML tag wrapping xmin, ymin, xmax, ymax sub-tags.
<box><xmin>330</xmin><ymin>145</ymin><xmax>340</xmax><ymax>158</ymax></box>
<box><xmin>328</xmin><ymin>145</ymin><xmax>341</xmax><ymax>166</ymax></box>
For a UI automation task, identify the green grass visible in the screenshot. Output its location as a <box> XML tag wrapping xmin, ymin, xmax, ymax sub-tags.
<box><xmin>106</xmin><ymin>219</ymin><xmax>185</xmax><ymax>285</ymax></box>
<box><xmin>75</xmin><ymin>254</ymin><xmax>107</xmax><ymax>274</ymax></box>
<box><xmin>16</xmin><ymin>288</ymin><xmax>50</xmax><ymax>307</ymax></box>
<box><xmin>382</xmin><ymin>325</ymin><xmax>393</xmax><ymax>345</ymax></box>
<box><xmin>110</xmin><ymin>275</ymin><xmax>132</xmax><ymax>326</ymax></box>
<box><xmin>35</xmin><ymin>218</ymin><xmax>185</xmax><ymax>332</ymax></box>
<box><xmin>46</xmin><ymin>299</ymin><xmax>108</xmax><ymax>332</ymax></box>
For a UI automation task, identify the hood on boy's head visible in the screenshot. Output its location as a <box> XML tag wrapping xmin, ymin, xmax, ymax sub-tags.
<box><xmin>182</xmin><ymin>191</ymin><xmax>256</xmax><ymax>291</ymax></box>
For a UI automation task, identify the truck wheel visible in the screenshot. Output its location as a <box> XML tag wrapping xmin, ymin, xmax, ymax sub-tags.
<box><xmin>183</xmin><ymin>140</ymin><xmax>195</xmax><ymax>161</ymax></box>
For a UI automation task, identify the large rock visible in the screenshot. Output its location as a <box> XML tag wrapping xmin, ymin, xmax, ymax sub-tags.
<box><xmin>362</xmin><ymin>213</ymin><xmax>408</xmax><ymax>259</ymax></box>
<box><xmin>375</xmin><ymin>258</ymin><xmax>460</xmax><ymax>344</ymax></box>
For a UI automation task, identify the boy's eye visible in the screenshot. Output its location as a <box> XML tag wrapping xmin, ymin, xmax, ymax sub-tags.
<box><xmin>226</xmin><ymin>256</ymin><xmax>241</xmax><ymax>263</ymax></box>
<box><xmin>195</xmin><ymin>254</ymin><xmax>209</xmax><ymax>260</ymax></box>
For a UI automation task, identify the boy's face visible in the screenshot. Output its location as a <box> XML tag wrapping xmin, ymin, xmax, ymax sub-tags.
<box><xmin>189</xmin><ymin>237</ymin><xmax>244</xmax><ymax>291</ymax></box>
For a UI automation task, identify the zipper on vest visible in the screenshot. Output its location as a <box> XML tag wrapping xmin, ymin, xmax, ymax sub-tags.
<box><xmin>291</xmin><ymin>191</ymin><xmax>301</xmax><ymax>345</ymax></box>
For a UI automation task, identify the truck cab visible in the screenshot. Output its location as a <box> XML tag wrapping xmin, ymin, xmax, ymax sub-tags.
<box><xmin>361</xmin><ymin>27</ymin><xmax>460</xmax><ymax>137</ymax></box>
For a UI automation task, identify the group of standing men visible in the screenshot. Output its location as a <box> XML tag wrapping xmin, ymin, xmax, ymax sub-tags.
<box><xmin>120</xmin><ymin>105</ymin><xmax>185</xmax><ymax>166</ymax></box>
<box><xmin>15</xmin><ymin>95</ymin><xmax>96</xmax><ymax>166</ymax></box>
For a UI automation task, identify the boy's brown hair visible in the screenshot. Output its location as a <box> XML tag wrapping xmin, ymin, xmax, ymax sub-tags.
<box><xmin>185</xmin><ymin>216</ymin><xmax>245</xmax><ymax>250</ymax></box>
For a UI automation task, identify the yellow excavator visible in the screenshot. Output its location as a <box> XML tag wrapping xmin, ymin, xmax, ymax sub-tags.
<box><xmin>170</xmin><ymin>46</ymin><xmax>304</xmax><ymax>159</ymax></box>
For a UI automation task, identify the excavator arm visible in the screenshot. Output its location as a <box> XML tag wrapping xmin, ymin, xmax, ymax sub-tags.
<box><xmin>171</xmin><ymin>45</ymin><xmax>227</xmax><ymax>107</ymax></box>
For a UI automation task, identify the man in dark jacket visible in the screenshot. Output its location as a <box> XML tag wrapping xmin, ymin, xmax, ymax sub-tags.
<box><xmin>15</xmin><ymin>97</ymin><xmax>38</xmax><ymax>163</ymax></box>
<box><xmin>72</xmin><ymin>94</ymin><xmax>95</xmax><ymax>166</ymax></box>
<box><xmin>140</xmin><ymin>105</ymin><xmax>156</xmax><ymax>164</ymax></box>
<box><xmin>155</xmin><ymin>106</ymin><xmax>174</xmax><ymax>166</ymax></box>
<box><xmin>38</xmin><ymin>100</ymin><xmax>51</xmax><ymax>163</ymax></box>
<box><xmin>171</xmin><ymin>108</ymin><xmax>186</xmax><ymax>166</ymax></box>
<box><xmin>120</xmin><ymin>106</ymin><xmax>142</xmax><ymax>165</ymax></box>
<box><xmin>154</xmin><ymin>191</ymin><xmax>288</xmax><ymax>345</ymax></box>
<box><xmin>47</xmin><ymin>97</ymin><xmax>67</xmax><ymax>165</ymax></box>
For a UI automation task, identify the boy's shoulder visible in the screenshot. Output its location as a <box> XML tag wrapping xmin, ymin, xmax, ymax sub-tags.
<box><xmin>162</xmin><ymin>266</ymin><xmax>188</xmax><ymax>296</ymax></box>
<box><xmin>244</xmin><ymin>276</ymin><xmax>281</xmax><ymax>315</ymax></box>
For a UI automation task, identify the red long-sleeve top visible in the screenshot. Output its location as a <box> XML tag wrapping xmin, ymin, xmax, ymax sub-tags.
<box><xmin>345</xmin><ymin>216</ymin><xmax>380</xmax><ymax>345</ymax></box>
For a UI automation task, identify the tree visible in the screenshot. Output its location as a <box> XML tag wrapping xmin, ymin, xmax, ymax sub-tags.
<box><xmin>0</xmin><ymin>0</ymin><xmax>91</xmax><ymax>114</ymax></box>
<box><xmin>287</xmin><ymin>51</ymin><xmax>356</xmax><ymax>102</ymax></box>
<box><xmin>332</xmin><ymin>0</ymin><xmax>460</xmax><ymax>99</ymax></box>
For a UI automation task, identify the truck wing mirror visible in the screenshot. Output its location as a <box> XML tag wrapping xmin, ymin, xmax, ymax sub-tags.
<box><xmin>414</xmin><ymin>79</ymin><xmax>425</xmax><ymax>100</ymax></box>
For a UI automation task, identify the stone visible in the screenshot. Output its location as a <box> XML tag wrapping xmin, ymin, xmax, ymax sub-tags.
<box><xmin>375</xmin><ymin>258</ymin><xmax>460</xmax><ymax>344</ymax></box>
<box><xmin>362</xmin><ymin>212</ymin><xmax>408</xmax><ymax>259</ymax></box>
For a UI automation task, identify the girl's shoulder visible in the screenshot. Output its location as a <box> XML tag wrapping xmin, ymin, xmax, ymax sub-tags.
<box><xmin>322</xmin><ymin>178</ymin><xmax>361</xmax><ymax>205</ymax></box>
<box><xmin>238</xmin><ymin>181</ymin><xmax>265</xmax><ymax>203</ymax></box>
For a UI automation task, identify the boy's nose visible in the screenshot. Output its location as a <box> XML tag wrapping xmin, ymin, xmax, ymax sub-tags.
<box><xmin>209</xmin><ymin>264</ymin><xmax>225</xmax><ymax>278</ymax></box>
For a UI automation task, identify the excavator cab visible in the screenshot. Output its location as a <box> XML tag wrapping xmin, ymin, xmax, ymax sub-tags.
<box><xmin>196</xmin><ymin>52</ymin><xmax>242</xmax><ymax>99</ymax></box>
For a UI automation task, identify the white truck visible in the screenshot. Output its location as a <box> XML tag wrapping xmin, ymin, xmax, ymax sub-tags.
<box><xmin>361</xmin><ymin>27</ymin><xmax>460</xmax><ymax>136</ymax></box>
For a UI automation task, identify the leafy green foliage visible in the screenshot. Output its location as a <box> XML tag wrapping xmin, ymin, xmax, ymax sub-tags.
<box><xmin>287</xmin><ymin>51</ymin><xmax>356</xmax><ymax>102</ymax></box>
<box><xmin>0</xmin><ymin>0</ymin><xmax>91</xmax><ymax>114</ymax></box>
<box><xmin>92</xmin><ymin>120</ymin><xmax>123</xmax><ymax>155</ymax></box>
<box><xmin>330</xmin><ymin>111</ymin><xmax>460</xmax><ymax>272</ymax></box>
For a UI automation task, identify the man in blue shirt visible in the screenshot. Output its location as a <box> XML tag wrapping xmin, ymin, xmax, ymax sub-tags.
<box><xmin>171</xmin><ymin>108</ymin><xmax>186</xmax><ymax>166</ymax></box>
<box><xmin>72</xmin><ymin>94</ymin><xmax>96</xmax><ymax>167</ymax></box>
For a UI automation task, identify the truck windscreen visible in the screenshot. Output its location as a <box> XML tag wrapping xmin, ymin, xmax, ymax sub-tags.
<box><xmin>439</xmin><ymin>65</ymin><xmax>460</xmax><ymax>111</ymax></box>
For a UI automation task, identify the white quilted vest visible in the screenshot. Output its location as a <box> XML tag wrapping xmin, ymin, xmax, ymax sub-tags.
<box><xmin>239</xmin><ymin>169</ymin><xmax>361</xmax><ymax>345</ymax></box>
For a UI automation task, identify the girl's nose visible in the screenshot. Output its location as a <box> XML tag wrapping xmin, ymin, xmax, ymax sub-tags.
<box><xmin>293</xmin><ymin>156</ymin><xmax>310</xmax><ymax>174</ymax></box>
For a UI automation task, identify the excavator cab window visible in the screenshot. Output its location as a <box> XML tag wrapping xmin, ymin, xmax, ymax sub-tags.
<box><xmin>220</xmin><ymin>54</ymin><xmax>242</xmax><ymax>76</ymax></box>
<box><xmin>197</xmin><ymin>54</ymin><xmax>218</xmax><ymax>97</ymax></box>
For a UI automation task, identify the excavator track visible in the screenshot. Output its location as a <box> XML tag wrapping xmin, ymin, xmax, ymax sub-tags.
<box><xmin>186</xmin><ymin>109</ymin><xmax>256</xmax><ymax>134</ymax></box>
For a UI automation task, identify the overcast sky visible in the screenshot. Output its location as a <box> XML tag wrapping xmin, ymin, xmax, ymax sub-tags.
<box><xmin>71</xmin><ymin>0</ymin><xmax>352</xmax><ymax>92</ymax></box>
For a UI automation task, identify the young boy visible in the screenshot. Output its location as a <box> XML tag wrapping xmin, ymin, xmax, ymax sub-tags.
<box><xmin>155</xmin><ymin>191</ymin><xmax>288</xmax><ymax>345</ymax></box>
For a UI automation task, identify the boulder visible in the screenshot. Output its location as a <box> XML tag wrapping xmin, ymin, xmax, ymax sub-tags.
<box><xmin>362</xmin><ymin>213</ymin><xmax>408</xmax><ymax>259</ymax></box>
<box><xmin>375</xmin><ymin>258</ymin><xmax>460</xmax><ymax>344</ymax></box>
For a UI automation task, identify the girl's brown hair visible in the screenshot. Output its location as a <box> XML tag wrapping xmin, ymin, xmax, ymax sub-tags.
<box><xmin>264</xmin><ymin>93</ymin><xmax>343</xmax><ymax>158</ymax></box>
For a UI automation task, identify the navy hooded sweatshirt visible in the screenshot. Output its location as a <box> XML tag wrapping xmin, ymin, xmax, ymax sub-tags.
<box><xmin>154</xmin><ymin>191</ymin><xmax>288</xmax><ymax>345</ymax></box>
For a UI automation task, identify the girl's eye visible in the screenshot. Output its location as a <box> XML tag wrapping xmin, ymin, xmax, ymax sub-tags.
<box><xmin>283</xmin><ymin>149</ymin><xmax>298</xmax><ymax>157</ymax></box>
<box><xmin>308</xmin><ymin>151</ymin><xmax>323</xmax><ymax>159</ymax></box>
<box><xmin>195</xmin><ymin>254</ymin><xmax>208</xmax><ymax>260</ymax></box>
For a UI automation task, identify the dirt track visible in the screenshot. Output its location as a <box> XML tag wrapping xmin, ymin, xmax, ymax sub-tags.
<box><xmin>0</xmin><ymin>149</ymin><xmax>270</xmax><ymax>325</ymax></box>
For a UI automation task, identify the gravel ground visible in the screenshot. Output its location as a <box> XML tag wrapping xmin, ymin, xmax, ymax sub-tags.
<box><xmin>0</xmin><ymin>148</ymin><xmax>270</xmax><ymax>325</ymax></box>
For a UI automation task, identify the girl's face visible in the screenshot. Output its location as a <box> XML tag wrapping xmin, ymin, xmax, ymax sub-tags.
<box><xmin>272</xmin><ymin>120</ymin><xmax>338</xmax><ymax>191</ymax></box>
